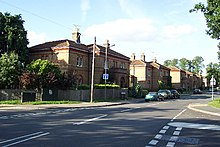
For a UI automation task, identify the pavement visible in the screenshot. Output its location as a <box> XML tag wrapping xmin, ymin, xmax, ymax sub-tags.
<box><xmin>0</xmin><ymin>99</ymin><xmax>220</xmax><ymax>117</ymax></box>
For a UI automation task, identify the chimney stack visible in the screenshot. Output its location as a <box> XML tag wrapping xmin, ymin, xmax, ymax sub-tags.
<box><xmin>72</xmin><ymin>27</ymin><xmax>81</xmax><ymax>43</ymax></box>
<box><xmin>130</xmin><ymin>53</ymin><xmax>135</xmax><ymax>61</ymax></box>
<box><xmin>141</xmin><ymin>53</ymin><xmax>145</xmax><ymax>61</ymax></box>
<box><xmin>153</xmin><ymin>57</ymin><xmax>157</xmax><ymax>63</ymax></box>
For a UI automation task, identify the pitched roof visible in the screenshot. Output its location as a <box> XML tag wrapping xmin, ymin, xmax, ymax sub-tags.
<box><xmin>149</xmin><ymin>61</ymin><xmax>170</xmax><ymax>70</ymax></box>
<box><xmin>130</xmin><ymin>60</ymin><xmax>147</xmax><ymax>66</ymax></box>
<box><xmin>87</xmin><ymin>44</ymin><xmax>130</xmax><ymax>60</ymax></box>
<box><xmin>29</xmin><ymin>39</ymin><xmax>89</xmax><ymax>53</ymax></box>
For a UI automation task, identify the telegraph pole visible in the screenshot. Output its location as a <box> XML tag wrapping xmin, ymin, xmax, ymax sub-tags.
<box><xmin>104</xmin><ymin>40</ymin><xmax>109</xmax><ymax>99</ymax></box>
<box><xmin>90</xmin><ymin>37</ymin><xmax>96</xmax><ymax>103</ymax></box>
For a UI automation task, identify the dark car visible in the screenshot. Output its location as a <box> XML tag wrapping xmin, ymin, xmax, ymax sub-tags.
<box><xmin>170</xmin><ymin>89</ymin><xmax>180</xmax><ymax>98</ymax></box>
<box><xmin>145</xmin><ymin>92</ymin><xmax>161</xmax><ymax>102</ymax></box>
<box><xmin>158</xmin><ymin>89</ymin><xmax>171</xmax><ymax>99</ymax></box>
<box><xmin>193</xmin><ymin>89</ymin><xmax>202</xmax><ymax>94</ymax></box>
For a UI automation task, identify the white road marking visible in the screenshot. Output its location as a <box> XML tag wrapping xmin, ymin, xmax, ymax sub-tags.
<box><xmin>176</xmin><ymin>127</ymin><xmax>182</xmax><ymax>131</ymax></box>
<box><xmin>173</xmin><ymin>131</ymin><xmax>180</xmax><ymax>136</ymax></box>
<box><xmin>166</xmin><ymin>142</ymin><xmax>175</xmax><ymax>147</ymax></box>
<box><xmin>163</xmin><ymin>126</ymin><xmax>170</xmax><ymax>130</ymax></box>
<box><xmin>0</xmin><ymin>132</ymin><xmax>43</xmax><ymax>144</ymax></box>
<box><xmin>168</xmin><ymin>122</ymin><xmax>220</xmax><ymax>131</ymax></box>
<box><xmin>170</xmin><ymin>136</ymin><xmax>179</xmax><ymax>142</ymax></box>
<box><xmin>154</xmin><ymin>134</ymin><xmax>163</xmax><ymax>139</ymax></box>
<box><xmin>159</xmin><ymin>129</ymin><xmax>167</xmax><ymax>134</ymax></box>
<box><xmin>120</xmin><ymin>108</ymin><xmax>133</xmax><ymax>112</ymax></box>
<box><xmin>171</xmin><ymin>109</ymin><xmax>186</xmax><ymax>122</ymax></box>
<box><xmin>1</xmin><ymin>132</ymin><xmax>49</xmax><ymax>147</ymax></box>
<box><xmin>73</xmin><ymin>114</ymin><xmax>108</xmax><ymax>125</ymax></box>
<box><xmin>148</xmin><ymin>140</ymin><xmax>158</xmax><ymax>145</ymax></box>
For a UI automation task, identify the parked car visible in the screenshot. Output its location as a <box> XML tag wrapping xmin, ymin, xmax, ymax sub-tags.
<box><xmin>145</xmin><ymin>92</ymin><xmax>163</xmax><ymax>102</ymax></box>
<box><xmin>170</xmin><ymin>89</ymin><xmax>180</xmax><ymax>98</ymax></box>
<box><xmin>158</xmin><ymin>89</ymin><xmax>172</xmax><ymax>99</ymax></box>
<box><xmin>193</xmin><ymin>89</ymin><xmax>202</xmax><ymax>94</ymax></box>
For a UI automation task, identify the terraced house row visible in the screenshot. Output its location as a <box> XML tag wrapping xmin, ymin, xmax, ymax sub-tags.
<box><xmin>29</xmin><ymin>30</ymin><xmax>203</xmax><ymax>91</ymax></box>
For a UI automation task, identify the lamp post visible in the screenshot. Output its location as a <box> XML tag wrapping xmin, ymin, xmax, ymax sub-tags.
<box><xmin>103</xmin><ymin>40</ymin><xmax>115</xmax><ymax>99</ymax></box>
<box><xmin>90</xmin><ymin>37</ymin><xmax>96</xmax><ymax>103</ymax></box>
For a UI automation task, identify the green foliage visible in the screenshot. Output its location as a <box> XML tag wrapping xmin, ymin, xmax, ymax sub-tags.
<box><xmin>206</xmin><ymin>62</ymin><xmax>220</xmax><ymax>86</ymax></box>
<box><xmin>94</xmin><ymin>84</ymin><xmax>120</xmax><ymax>89</ymax></box>
<box><xmin>190</xmin><ymin>0</ymin><xmax>220</xmax><ymax>61</ymax></box>
<box><xmin>208</xmin><ymin>98</ymin><xmax>220</xmax><ymax>108</ymax></box>
<box><xmin>163</xmin><ymin>59</ymin><xmax>179</xmax><ymax>67</ymax></box>
<box><xmin>158</xmin><ymin>80</ymin><xmax>166</xmax><ymax>90</ymax></box>
<box><xmin>23</xmin><ymin>59</ymin><xmax>62</xmax><ymax>88</ymax></box>
<box><xmin>0</xmin><ymin>52</ymin><xmax>20</xmax><ymax>88</ymax></box>
<box><xmin>78</xmin><ymin>84</ymin><xmax>90</xmax><ymax>90</ymax></box>
<box><xmin>190</xmin><ymin>0</ymin><xmax>220</xmax><ymax>40</ymax></box>
<box><xmin>0</xmin><ymin>12</ymin><xmax>28</xmax><ymax>63</ymax></box>
<box><xmin>179</xmin><ymin>58</ymin><xmax>190</xmax><ymax>71</ymax></box>
<box><xmin>164</xmin><ymin>57</ymin><xmax>204</xmax><ymax>74</ymax></box>
<box><xmin>192</xmin><ymin>56</ymin><xmax>205</xmax><ymax>74</ymax></box>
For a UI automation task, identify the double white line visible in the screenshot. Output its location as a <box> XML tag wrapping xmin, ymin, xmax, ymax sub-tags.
<box><xmin>0</xmin><ymin>131</ymin><xmax>50</xmax><ymax>147</ymax></box>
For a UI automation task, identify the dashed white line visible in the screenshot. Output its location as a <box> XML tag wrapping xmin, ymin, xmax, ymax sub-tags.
<box><xmin>166</xmin><ymin>142</ymin><xmax>175</xmax><ymax>147</ymax></box>
<box><xmin>148</xmin><ymin>140</ymin><xmax>158</xmax><ymax>145</ymax></box>
<box><xmin>73</xmin><ymin>114</ymin><xmax>108</xmax><ymax>125</ymax></box>
<box><xmin>173</xmin><ymin>131</ymin><xmax>180</xmax><ymax>136</ymax></box>
<box><xmin>154</xmin><ymin>134</ymin><xmax>163</xmax><ymax>139</ymax></box>
<box><xmin>163</xmin><ymin>126</ymin><xmax>170</xmax><ymax>130</ymax></box>
<box><xmin>159</xmin><ymin>129</ymin><xmax>167</xmax><ymax>134</ymax></box>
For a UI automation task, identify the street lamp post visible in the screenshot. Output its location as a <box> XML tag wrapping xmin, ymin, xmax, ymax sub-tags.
<box><xmin>90</xmin><ymin>37</ymin><xmax>96</xmax><ymax>103</ymax></box>
<box><xmin>103</xmin><ymin>40</ymin><xmax>115</xmax><ymax>99</ymax></box>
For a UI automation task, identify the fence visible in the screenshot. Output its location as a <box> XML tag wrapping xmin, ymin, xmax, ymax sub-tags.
<box><xmin>0</xmin><ymin>89</ymin><xmax>128</xmax><ymax>101</ymax></box>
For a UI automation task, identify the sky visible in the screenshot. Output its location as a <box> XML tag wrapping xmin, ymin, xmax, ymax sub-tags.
<box><xmin>0</xmin><ymin>0</ymin><xmax>219</xmax><ymax>74</ymax></box>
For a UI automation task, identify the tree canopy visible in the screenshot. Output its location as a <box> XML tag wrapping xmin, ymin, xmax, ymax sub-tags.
<box><xmin>190</xmin><ymin>0</ymin><xmax>220</xmax><ymax>40</ymax></box>
<box><xmin>0</xmin><ymin>12</ymin><xmax>29</xmax><ymax>63</ymax></box>
<box><xmin>163</xmin><ymin>56</ymin><xmax>204</xmax><ymax>74</ymax></box>
<box><xmin>0</xmin><ymin>52</ymin><xmax>20</xmax><ymax>88</ymax></box>
<box><xmin>21</xmin><ymin>59</ymin><xmax>62</xmax><ymax>89</ymax></box>
<box><xmin>206</xmin><ymin>62</ymin><xmax>220</xmax><ymax>86</ymax></box>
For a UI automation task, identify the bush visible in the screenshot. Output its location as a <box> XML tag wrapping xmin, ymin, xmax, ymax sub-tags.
<box><xmin>94</xmin><ymin>84</ymin><xmax>120</xmax><ymax>89</ymax></box>
<box><xmin>141</xmin><ymin>89</ymin><xmax>149</xmax><ymax>97</ymax></box>
<box><xmin>78</xmin><ymin>84</ymin><xmax>90</xmax><ymax>90</ymax></box>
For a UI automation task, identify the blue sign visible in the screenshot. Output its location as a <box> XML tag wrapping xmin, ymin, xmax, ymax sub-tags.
<box><xmin>103</xmin><ymin>74</ymin><xmax>109</xmax><ymax>80</ymax></box>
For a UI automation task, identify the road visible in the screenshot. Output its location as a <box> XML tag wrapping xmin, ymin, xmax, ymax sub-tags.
<box><xmin>0</xmin><ymin>94</ymin><xmax>220</xmax><ymax>147</ymax></box>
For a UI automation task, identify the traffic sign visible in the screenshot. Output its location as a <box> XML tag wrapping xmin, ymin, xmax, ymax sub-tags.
<box><xmin>103</xmin><ymin>74</ymin><xmax>109</xmax><ymax>80</ymax></box>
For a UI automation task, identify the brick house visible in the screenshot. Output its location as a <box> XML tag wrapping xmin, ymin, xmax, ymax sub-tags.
<box><xmin>29</xmin><ymin>30</ymin><xmax>130</xmax><ymax>88</ymax></box>
<box><xmin>130</xmin><ymin>53</ymin><xmax>171</xmax><ymax>91</ymax></box>
<box><xmin>168</xmin><ymin>66</ymin><xmax>187</xmax><ymax>90</ymax></box>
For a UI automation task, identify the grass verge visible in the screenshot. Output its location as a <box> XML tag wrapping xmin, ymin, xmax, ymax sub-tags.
<box><xmin>208</xmin><ymin>98</ymin><xmax>220</xmax><ymax>109</ymax></box>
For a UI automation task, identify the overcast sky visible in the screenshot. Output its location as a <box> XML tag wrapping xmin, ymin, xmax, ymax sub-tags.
<box><xmin>0</xmin><ymin>0</ymin><xmax>219</xmax><ymax>73</ymax></box>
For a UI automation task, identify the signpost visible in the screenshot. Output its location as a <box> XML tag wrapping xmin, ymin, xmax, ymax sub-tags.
<box><xmin>210</xmin><ymin>75</ymin><xmax>216</xmax><ymax>101</ymax></box>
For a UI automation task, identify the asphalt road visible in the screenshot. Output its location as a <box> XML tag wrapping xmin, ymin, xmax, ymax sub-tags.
<box><xmin>0</xmin><ymin>94</ymin><xmax>220</xmax><ymax>147</ymax></box>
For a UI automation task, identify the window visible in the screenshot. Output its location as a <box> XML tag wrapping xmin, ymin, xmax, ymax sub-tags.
<box><xmin>147</xmin><ymin>68</ymin><xmax>151</xmax><ymax>77</ymax></box>
<box><xmin>120</xmin><ymin>63</ymin><xmax>125</xmax><ymax>69</ymax></box>
<box><xmin>77</xmin><ymin>56</ymin><xmax>83</xmax><ymax>67</ymax></box>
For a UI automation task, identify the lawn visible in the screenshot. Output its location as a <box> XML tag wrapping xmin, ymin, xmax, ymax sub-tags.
<box><xmin>208</xmin><ymin>98</ymin><xmax>220</xmax><ymax>109</ymax></box>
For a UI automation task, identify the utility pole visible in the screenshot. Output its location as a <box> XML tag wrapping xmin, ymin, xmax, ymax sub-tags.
<box><xmin>90</xmin><ymin>37</ymin><xmax>96</xmax><ymax>103</ymax></box>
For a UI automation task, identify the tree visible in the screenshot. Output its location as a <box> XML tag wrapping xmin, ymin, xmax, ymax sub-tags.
<box><xmin>164</xmin><ymin>60</ymin><xmax>171</xmax><ymax>66</ymax></box>
<box><xmin>25</xmin><ymin>59</ymin><xmax>62</xmax><ymax>88</ymax></box>
<box><xmin>179</xmin><ymin>58</ymin><xmax>190</xmax><ymax>71</ymax></box>
<box><xmin>206</xmin><ymin>62</ymin><xmax>220</xmax><ymax>86</ymax></box>
<box><xmin>190</xmin><ymin>0</ymin><xmax>220</xmax><ymax>61</ymax></box>
<box><xmin>0</xmin><ymin>52</ymin><xmax>20</xmax><ymax>88</ymax></box>
<box><xmin>191</xmin><ymin>56</ymin><xmax>205</xmax><ymax>74</ymax></box>
<box><xmin>0</xmin><ymin>12</ymin><xmax>28</xmax><ymax>63</ymax></box>
<box><xmin>163</xmin><ymin>59</ymin><xmax>179</xmax><ymax>67</ymax></box>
